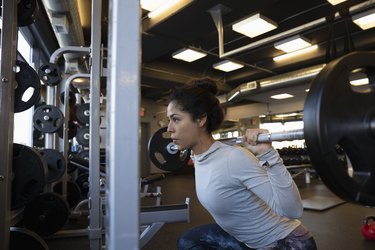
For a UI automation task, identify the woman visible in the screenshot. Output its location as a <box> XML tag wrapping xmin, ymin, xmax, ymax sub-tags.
<box><xmin>167</xmin><ymin>78</ymin><xmax>317</xmax><ymax>250</ymax></box>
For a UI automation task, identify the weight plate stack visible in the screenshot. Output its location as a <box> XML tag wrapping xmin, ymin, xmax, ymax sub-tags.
<box><xmin>12</xmin><ymin>143</ymin><xmax>46</xmax><ymax>210</ymax></box>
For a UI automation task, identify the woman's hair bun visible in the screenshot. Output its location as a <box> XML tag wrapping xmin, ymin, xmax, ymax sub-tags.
<box><xmin>189</xmin><ymin>78</ymin><xmax>218</xmax><ymax>95</ymax></box>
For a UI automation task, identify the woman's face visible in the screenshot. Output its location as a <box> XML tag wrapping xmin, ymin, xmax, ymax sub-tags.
<box><xmin>167</xmin><ymin>101</ymin><xmax>201</xmax><ymax>151</ymax></box>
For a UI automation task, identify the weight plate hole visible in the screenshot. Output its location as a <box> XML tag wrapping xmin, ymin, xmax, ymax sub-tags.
<box><xmin>154</xmin><ymin>152</ymin><xmax>166</xmax><ymax>164</ymax></box>
<box><xmin>349</xmin><ymin>68</ymin><xmax>374</xmax><ymax>94</ymax></box>
<box><xmin>13</xmin><ymin>65</ymin><xmax>21</xmax><ymax>73</ymax></box>
<box><xmin>21</xmin><ymin>87</ymin><xmax>35</xmax><ymax>102</ymax></box>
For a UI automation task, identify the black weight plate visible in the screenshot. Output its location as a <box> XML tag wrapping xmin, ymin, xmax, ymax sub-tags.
<box><xmin>148</xmin><ymin>127</ymin><xmax>190</xmax><ymax>171</ymax></box>
<box><xmin>58</xmin><ymin>120</ymin><xmax>78</xmax><ymax>139</ymax></box>
<box><xmin>33</xmin><ymin>129</ymin><xmax>45</xmax><ymax>148</ymax></box>
<box><xmin>76</xmin><ymin>103</ymin><xmax>90</xmax><ymax>125</ymax></box>
<box><xmin>38</xmin><ymin>62</ymin><xmax>61</xmax><ymax>86</ymax></box>
<box><xmin>17</xmin><ymin>0</ymin><xmax>38</xmax><ymax>27</ymax></box>
<box><xmin>304</xmin><ymin>51</ymin><xmax>375</xmax><ymax>206</ymax></box>
<box><xmin>14</xmin><ymin>60</ymin><xmax>41</xmax><ymax>113</ymax></box>
<box><xmin>23</xmin><ymin>192</ymin><xmax>69</xmax><ymax>237</ymax></box>
<box><xmin>76</xmin><ymin>173</ymin><xmax>89</xmax><ymax>197</ymax></box>
<box><xmin>12</xmin><ymin>143</ymin><xmax>46</xmax><ymax>210</ymax></box>
<box><xmin>39</xmin><ymin>149</ymin><xmax>66</xmax><ymax>183</ymax></box>
<box><xmin>77</xmin><ymin>149</ymin><xmax>89</xmax><ymax>160</ymax></box>
<box><xmin>76</xmin><ymin>126</ymin><xmax>90</xmax><ymax>147</ymax></box>
<box><xmin>53</xmin><ymin>181</ymin><xmax>81</xmax><ymax>208</ymax></box>
<box><xmin>33</xmin><ymin>104</ymin><xmax>64</xmax><ymax>133</ymax></box>
<box><xmin>10</xmin><ymin>227</ymin><xmax>49</xmax><ymax>250</ymax></box>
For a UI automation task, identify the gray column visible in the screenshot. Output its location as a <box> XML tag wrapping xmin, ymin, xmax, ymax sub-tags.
<box><xmin>106</xmin><ymin>0</ymin><xmax>141</xmax><ymax>249</ymax></box>
<box><xmin>89</xmin><ymin>0</ymin><xmax>103</xmax><ymax>249</ymax></box>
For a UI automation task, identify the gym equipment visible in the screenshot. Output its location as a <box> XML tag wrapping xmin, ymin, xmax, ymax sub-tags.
<box><xmin>76</xmin><ymin>173</ymin><xmax>90</xmax><ymax>197</ymax></box>
<box><xmin>14</xmin><ymin>60</ymin><xmax>41</xmax><ymax>113</ymax></box>
<box><xmin>148</xmin><ymin>127</ymin><xmax>191</xmax><ymax>172</ymax></box>
<box><xmin>361</xmin><ymin>216</ymin><xmax>375</xmax><ymax>240</ymax></box>
<box><xmin>53</xmin><ymin>181</ymin><xmax>82</xmax><ymax>208</ymax></box>
<box><xmin>57</xmin><ymin>120</ymin><xmax>78</xmax><ymax>139</ymax></box>
<box><xmin>38</xmin><ymin>63</ymin><xmax>61</xmax><ymax>86</ymax></box>
<box><xmin>33</xmin><ymin>104</ymin><xmax>64</xmax><ymax>133</ymax></box>
<box><xmin>39</xmin><ymin>149</ymin><xmax>66</xmax><ymax>184</ymax></box>
<box><xmin>10</xmin><ymin>227</ymin><xmax>49</xmax><ymax>250</ymax></box>
<box><xmin>76</xmin><ymin>126</ymin><xmax>90</xmax><ymax>146</ymax></box>
<box><xmin>76</xmin><ymin>103</ymin><xmax>90</xmax><ymax>125</ymax></box>
<box><xmin>17</xmin><ymin>0</ymin><xmax>39</xmax><ymax>27</ymax></box>
<box><xmin>23</xmin><ymin>192</ymin><xmax>70</xmax><ymax>237</ymax></box>
<box><xmin>12</xmin><ymin>143</ymin><xmax>46</xmax><ymax>210</ymax></box>
<box><xmin>147</xmin><ymin>51</ymin><xmax>375</xmax><ymax>206</ymax></box>
<box><xmin>60</xmin><ymin>91</ymin><xmax>77</xmax><ymax>106</ymax></box>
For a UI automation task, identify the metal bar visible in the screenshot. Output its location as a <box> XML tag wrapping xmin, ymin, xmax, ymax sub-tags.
<box><xmin>257</xmin><ymin>129</ymin><xmax>304</xmax><ymax>142</ymax></box>
<box><xmin>106</xmin><ymin>0</ymin><xmax>141</xmax><ymax>249</ymax></box>
<box><xmin>0</xmin><ymin>0</ymin><xmax>18</xmax><ymax>249</ymax></box>
<box><xmin>45</xmin><ymin>46</ymin><xmax>91</xmax><ymax>149</ymax></box>
<box><xmin>89</xmin><ymin>0</ymin><xmax>103</xmax><ymax>249</ymax></box>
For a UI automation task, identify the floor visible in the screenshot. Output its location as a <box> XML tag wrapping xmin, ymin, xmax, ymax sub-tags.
<box><xmin>44</xmin><ymin>171</ymin><xmax>375</xmax><ymax>250</ymax></box>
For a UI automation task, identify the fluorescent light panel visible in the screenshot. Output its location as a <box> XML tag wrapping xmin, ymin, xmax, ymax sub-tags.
<box><xmin>232</xmin><ymin>13</ymin><xmax>277</xmax><ymax>38</ymax></box>
<box><xmin>228</xmin><ymin>91</ymin><xmax>240</xmax><ymax>101</ymax></box>
<box><xmin>326</xmin><ymin>0</ymin><xmax>347</xmax><ymax>5</ymax></box>
<box><xmin>271</xmin><ymin>93</ymin><xmax>294</xmax><ymax>100</ymax></box>
<box><xmin>352</xmin><ymin>8</ymin><xmax>375</xmax><ymax>30</ymax></box>
<box><xmin>147</xmin><ymin>0</ymin><xmax>181</xmax><ymax>18</ymax></box>
<box><xmin>273</xmin><ymin>45</ymin><xmax>318</xmax><ymax>62</ymax></box>
<box><xmin>172</xmin><ymin>48</ymin><xmax>207</xmax><ymax>62</ymax></box>
<box><xmin>141</xmin><ymin>0</ymin><xmax>170</xmax><ymax>11</ymax></box>
<box><xmin>213</xmin><ymin>60</ymin><xmax>244</xmax><ymax>72</ymax></box>
<box><xmin>350</xmin><ymin>78</ymin><xmax>369</xmax><ymax>86</ymax></box>
<box><xmin>274</xmin><ymin>35</ymin><xmax>312</xmax><ymax>53</ymax></box>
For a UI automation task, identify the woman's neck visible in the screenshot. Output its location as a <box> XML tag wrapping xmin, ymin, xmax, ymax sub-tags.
<box><xmin>191</xmin><ymin>134</ymin><xmax>216</xmax><ymax>155</ymax></box>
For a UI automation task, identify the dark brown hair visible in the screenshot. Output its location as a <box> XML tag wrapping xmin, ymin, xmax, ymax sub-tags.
<box><xmin>168</xmin><ymin>78</ymin><xmax>224</xmax><ymax>133</ymax></box>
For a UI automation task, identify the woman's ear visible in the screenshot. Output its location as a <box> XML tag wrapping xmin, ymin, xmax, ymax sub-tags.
<box><xmin>197</xmin><ymin>114</ymin><xmax>207</xmax><ymax>127</ymax></box>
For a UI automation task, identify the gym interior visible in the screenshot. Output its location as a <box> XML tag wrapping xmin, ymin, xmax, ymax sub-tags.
<box><xmin>1</xmin><ymin>0</ymin><xmax>375</xmax><ymax>249</ymax></box>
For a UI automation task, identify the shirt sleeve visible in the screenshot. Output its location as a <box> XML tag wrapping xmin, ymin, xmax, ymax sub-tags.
<box><xmin>229</xmin><ymin>147</ymin><xmax>303</xmax><ymax>219</ymax></box>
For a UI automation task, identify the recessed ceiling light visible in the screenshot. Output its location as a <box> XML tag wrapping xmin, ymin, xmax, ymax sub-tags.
<box><xmin>213</xmin><ymin>60</ymin><xmax>244</xmax><ymax>72</ymax></box>
<box><xmin>274</xmin><ymin>35</ymin><xmax>312</xmax><ymax>53</ymax></box>
<box><xmin>326</xmin><ymin>0</ymin><xmax>347</xmax><ymax>5</ymax></box>
<box><xmin>172</xmin><ymin>48</ymin><xmax>207</xmax><ymax>62</ymax></box>
<box><xmin>270</xmin><ymin>93</ymin><xmax>294</xmax><ymax>99</ymax></box>
<box><xmin>232</xmin><ymin>13</ymin><xmax>277</xmax><ymax>38</ymax></box>
<box><xmin>273</xmin><ymin>45</ymin><xmax>318</xmax><ymax>62</ymax></box>
<box><xmin>350</xmin><ymin>78</ymin><xmax>369</xmax><ymax>86</ymax></box>
<box><xmin>140</xmin><ymin>0</ymin><xmax>170</xmax><ymax>12</ymax></box>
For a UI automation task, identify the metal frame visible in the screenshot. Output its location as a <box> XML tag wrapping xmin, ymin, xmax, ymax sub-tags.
<box><xmin>0</xmin><ymin>0</ymin><xmax>19</xmax><ymax>249</ymax></box>
<box><xmin>89</xmin><ymin>0</ymin><xmax>103</xmax><ymax>249</ymax></box>
<box><xmin>106</xmin><ymin>0</ymin><xmax>141</xmax><ymax>249</ymax></box>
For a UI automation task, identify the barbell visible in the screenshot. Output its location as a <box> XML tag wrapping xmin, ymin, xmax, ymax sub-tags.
<box><xmin>148</xmin><ymin>51</ymin><xmax>375</xmax><ymax>207</ymax></box>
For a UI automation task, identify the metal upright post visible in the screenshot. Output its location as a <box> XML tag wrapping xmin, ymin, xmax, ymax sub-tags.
<box><xmin>106</xmin><ymin>0</ymin><xmax>141</xmax><ymax>249</ymax></box>
<box><xmin>89</xmin><ymin>0</ymin><xmax>103</xmax><ymax>249</ymax></box>
<box><xmin>0</xmin><ymin>0</ymin><xmax>19</xmax><ymax>249</ymax></box>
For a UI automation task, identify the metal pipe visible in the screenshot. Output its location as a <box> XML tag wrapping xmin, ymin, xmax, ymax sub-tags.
<box><xmin>212</xmin><ymin>0</ymin><xmax>375</xmax><ymax>58</ymax></box>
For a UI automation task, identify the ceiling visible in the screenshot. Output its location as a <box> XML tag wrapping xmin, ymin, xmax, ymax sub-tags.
<box><xmin>33</xmin><ymin>0</ymin><xmax>375</xmax><ymax>112</ymax></box>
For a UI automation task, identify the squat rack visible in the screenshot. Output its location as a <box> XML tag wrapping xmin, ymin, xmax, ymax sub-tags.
<box><xmin>0</xmin><ymin>0</ymin><xmax>142</xmax><ymax>249</ymax></box>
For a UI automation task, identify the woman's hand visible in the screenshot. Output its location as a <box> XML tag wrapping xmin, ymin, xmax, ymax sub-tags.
<box><xmin>242</xmin><ymin>129</ymin><xmax>272</xmax><ymax>156</ymax></box>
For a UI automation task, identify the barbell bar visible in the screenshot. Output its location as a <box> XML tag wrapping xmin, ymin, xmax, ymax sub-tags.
<box><xmin>148</xmin><ymin>51</ymin><xmax>375</xmax><ymax>207</ymax></box>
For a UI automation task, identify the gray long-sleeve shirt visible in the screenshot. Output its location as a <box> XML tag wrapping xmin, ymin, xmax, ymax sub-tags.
<box><xmin>192</xmin><ymin>141</ymin><xmax>302</xmax><ymax>249</ymax></box>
